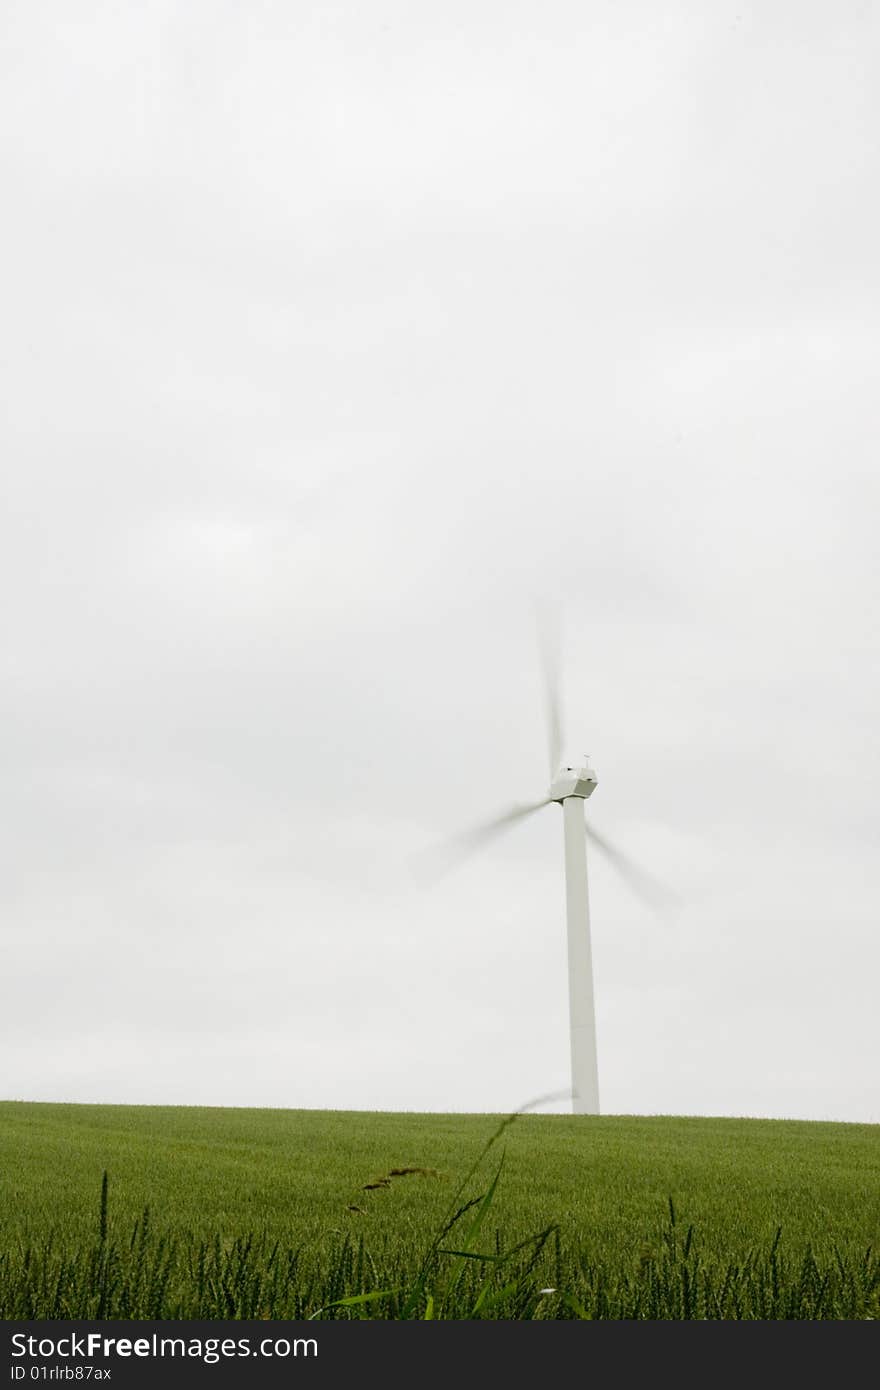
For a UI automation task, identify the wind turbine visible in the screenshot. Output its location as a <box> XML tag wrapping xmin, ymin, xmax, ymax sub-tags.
<box><xmin>421</xmin><ymin>614</ymin><xmax>672</xmax><ymax>1116</ymax></box>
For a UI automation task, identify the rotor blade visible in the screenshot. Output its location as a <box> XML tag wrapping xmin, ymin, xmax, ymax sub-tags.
<box><xmin>536</xmin><ymin>601</ymin><xmax>564</xmax><ymax>778</ymax></box>
<box><xmin>414</xmin><ymin>800</ymin><xmax>551</xmax><ymax>882</ymax></box>
<box><xmin>584</xmin><ymin>820</ymin><xmax>680</xmax><ymax>916</ymax></box>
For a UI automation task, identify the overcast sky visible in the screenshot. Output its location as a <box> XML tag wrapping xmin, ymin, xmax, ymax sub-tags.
<box><xmin>2</xmin><ymin>2</ymin><xmax>878</xmax><ymax>1123</ymax></box>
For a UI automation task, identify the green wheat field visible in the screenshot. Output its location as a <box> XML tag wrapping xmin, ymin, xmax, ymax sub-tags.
<box><xmin>1</xmin><ymin>1101</ymin><xmax>878</xmax><ymax>1319</ymax></box>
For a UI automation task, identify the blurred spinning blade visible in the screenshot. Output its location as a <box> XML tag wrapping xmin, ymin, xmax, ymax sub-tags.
<box><xmin>536</xmin><ymin>601</ymin><xmax>564</xmax><ymax>778</ymax></box>
<box><xmin>413</xmin><ymin>800</ymin><xmax>551</xmax><ymax>883</ymax></box>
<box><xmin>585</xmin><ymin>819</ymin><xmax>680</xmax><ymax>916</ymax></box>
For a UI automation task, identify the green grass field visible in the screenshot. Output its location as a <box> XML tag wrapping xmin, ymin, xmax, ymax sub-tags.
<box><xmin>1</xmin><ymin>1102</ymin><xmax>878</xmax><ymax>1318</ymax></box>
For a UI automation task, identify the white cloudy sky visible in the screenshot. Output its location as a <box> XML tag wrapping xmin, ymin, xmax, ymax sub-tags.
<box><xmin>2</xmin><ymin>2</ymin><xmax>878</xmax><ymax>1123</ymax></box>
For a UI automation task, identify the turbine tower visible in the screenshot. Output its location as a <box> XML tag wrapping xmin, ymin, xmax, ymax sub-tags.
<box><xmin>421</xmin><ymin>612</ymin><xmax>672</xmax><ymax>1116</ymax></box>
<box><xmin>552</xmin><ymin>756</ymin><xmax>600</xmax><ymax>1114</ymax></box>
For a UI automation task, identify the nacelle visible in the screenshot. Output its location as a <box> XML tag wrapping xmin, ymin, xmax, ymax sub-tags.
<box><xmin>549</xmin><ymin>757</ymin><xmax>598</xmax><ymax>803</ymax></box>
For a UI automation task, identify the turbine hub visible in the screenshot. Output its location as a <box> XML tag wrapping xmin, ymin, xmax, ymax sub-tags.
<box><xmin>549</xmin><ymin>756</ymin><xmax>598</xmax><ymax>803</ymax></box>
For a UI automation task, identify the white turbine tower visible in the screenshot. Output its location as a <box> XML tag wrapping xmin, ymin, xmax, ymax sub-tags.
<box><xmin>422</xmin><ymin>613</ymin><xmax>672</xmax><ymax>1116</ymax></box>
